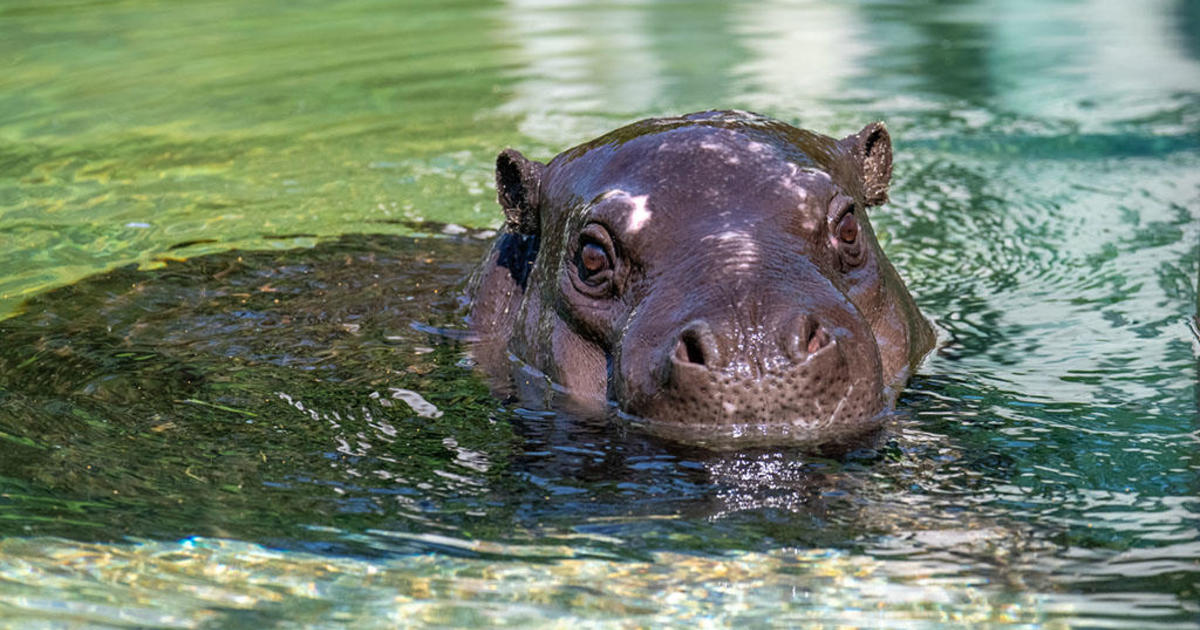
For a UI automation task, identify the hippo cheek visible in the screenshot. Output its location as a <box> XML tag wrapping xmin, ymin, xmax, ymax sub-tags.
<box><xmin>547</xmin><ymin>319</ymin><xmax>608</xmax><ymax>402</ymax></box>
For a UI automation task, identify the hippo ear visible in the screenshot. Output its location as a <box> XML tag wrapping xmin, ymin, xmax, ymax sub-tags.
<box><xmin>845</xmin><ymin>122</ymin><xmax>893</xmax><ymax>207</ymax></box>
<box><xmin>495</xmin><ymin>149</ymin><xmax>545</xmax><ymax>235</ymax></box>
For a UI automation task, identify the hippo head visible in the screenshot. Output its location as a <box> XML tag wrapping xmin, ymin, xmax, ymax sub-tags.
<box><xmin>469</xmin><ymin>111</ymin><xmax>934</xmax><ymax>448</ymax></box>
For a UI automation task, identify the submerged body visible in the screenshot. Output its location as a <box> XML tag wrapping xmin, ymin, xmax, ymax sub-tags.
<box><xmin>469</xmin><ymin>111</ymin><xmax>934</xmax><ymax>447</ymax></box>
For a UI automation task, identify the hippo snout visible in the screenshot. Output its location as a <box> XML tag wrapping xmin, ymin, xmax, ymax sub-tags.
<box><xmin>632</xmin><ymin>309</ymin><xmax>885</xmax><ymax>444</ymax></box>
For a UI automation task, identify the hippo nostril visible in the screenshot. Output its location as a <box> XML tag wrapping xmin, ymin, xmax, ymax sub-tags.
<box><xmin>807</xmin><ymin>323</ymin><xmax>832</xmax><ymax>354</ymax></box>
<box><xmin>786</xmin><ymin>314</ymin><xmax>833</xmax><ymax>360</ymax></box>
<box><xmin>677</xmin><ymin>334</ymin><xmax>706</xmax><ymax>365</ymax></box>
<box><xmin>674</xmin><ymin>321</ymin><xmax>720</xmax><ymax>368</ymax></box>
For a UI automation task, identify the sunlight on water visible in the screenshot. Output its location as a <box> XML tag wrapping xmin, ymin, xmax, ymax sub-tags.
<box><xmin>0</xmin><ymin>536</ymin><xmax>1063</xmax><ymax>629</ymax></box>
<box><xmin>0</xmin><ymin>0</ymin><xmax>1197</xmax><ymax>627</ymax></box>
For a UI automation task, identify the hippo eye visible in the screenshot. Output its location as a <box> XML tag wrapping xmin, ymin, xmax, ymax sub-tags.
<box><xmin>580</xmin><ymin>242</ymin><xmax>610</xmax><ymax>277</ymax></box>
<box><xmin>831</xmin><ymin>204</ymin><xmax>865</xmax><ymax>268</ymax></box>
<box><xmin>573</xmin><ymin>223</ymin><xmax>618</xmax><ymax>294</ymax></box>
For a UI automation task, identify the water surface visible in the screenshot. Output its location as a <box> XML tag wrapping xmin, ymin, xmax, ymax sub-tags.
<box><xmin>0</xmin><ymin>0</ymin><xmax>1198</xmax><ymax>627</ymax></box>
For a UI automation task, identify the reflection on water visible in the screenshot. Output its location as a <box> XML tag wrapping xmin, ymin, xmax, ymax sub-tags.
<box><xmin>0</xmin><ymin>0</ymin><xmax>1198</xmax><ymax>627</ymax></box>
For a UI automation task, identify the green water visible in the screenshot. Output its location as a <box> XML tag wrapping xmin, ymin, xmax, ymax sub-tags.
<box><xmin>1</xmin><ymin>0</ymin><xmax>1198</xmax><ymax>627</ymax></box>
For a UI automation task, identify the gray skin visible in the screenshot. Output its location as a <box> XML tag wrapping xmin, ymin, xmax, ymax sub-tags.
<box><xmin>468</xmin><ymin>110</ymin><xmax>934</xmax><ymax>448</ymax></box>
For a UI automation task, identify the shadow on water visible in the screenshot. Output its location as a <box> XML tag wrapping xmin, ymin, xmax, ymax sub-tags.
<box><xmin>1177</xmin><ymin>0</ymin><xmax>1200</xmax><ymax>62</ymax></box>
<box><xmin>860</xmin><ymin>0</ymin><xmax>996</xmax><ymax>105</ymax></box>
<box><xmin>0</xmin><ymin>233</ymin><xmax>513</xmax><ymax>555</ymax></box>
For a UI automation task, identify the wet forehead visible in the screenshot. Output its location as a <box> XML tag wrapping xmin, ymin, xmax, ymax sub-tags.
<box><xmin>628</xmin><ymin>125</ymin><xmax>817</xmax><ymax>176</ymax></box>
<box><xmin>583</xmin><ymin>127</ymin><xmax>838</xmax><ymax>238</ymax></box>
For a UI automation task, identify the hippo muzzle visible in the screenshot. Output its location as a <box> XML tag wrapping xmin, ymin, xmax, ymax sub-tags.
<box><xmin>468</xmin><ymin>111</ymin><xmax>934</xmax><ymax>448</ymax></box>
<box><xmin>614</xmin><ymin>248</ymin><xmax>887</xmax><ymax>445</ymax></box>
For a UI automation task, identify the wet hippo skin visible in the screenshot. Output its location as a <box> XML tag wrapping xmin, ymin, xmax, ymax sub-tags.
<box><xmin>468</xmin><ymin>110</ymin><xmax>935</xmax><ymax>448</ymax></box>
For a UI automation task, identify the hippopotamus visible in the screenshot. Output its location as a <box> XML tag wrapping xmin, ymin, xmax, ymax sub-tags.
<box><xmin>468</xmin><ymin>110</ymin><xmax>934</xmax><ymax>448</ymax></box>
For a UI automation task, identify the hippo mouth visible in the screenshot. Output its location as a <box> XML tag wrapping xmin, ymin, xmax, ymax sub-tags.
<box><xmin>615</xmin><ymin>335</ymin><xmax>889</xmax><ymax>449</ymax></box>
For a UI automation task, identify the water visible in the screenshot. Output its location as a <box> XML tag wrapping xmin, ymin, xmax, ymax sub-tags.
<box><xmin>1</xmin><ymin>0</ymin><xmax>1198</xmax><ymax>627</ymax></box>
